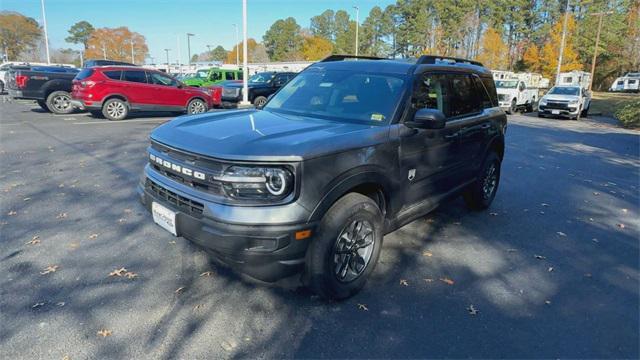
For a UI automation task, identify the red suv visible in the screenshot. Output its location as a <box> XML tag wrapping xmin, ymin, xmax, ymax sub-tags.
<box><xmin>71</xmin><ymin>66</ymin><xmax>213</xmax><ymax>120</ymax></box>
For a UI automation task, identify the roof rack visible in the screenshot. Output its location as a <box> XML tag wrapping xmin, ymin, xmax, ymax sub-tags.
<box><xmin>417</xmin><ymin>55</ymin><xmax>483</xmax><ymax>67</ymax></box>
<box><xmin>320</xmin><ymin>54</ymin><xmax>386</xmax><ymax>62</ymax></box>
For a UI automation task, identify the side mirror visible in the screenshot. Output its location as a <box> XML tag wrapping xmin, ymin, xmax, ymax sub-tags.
<box><xmin>405</xmin><ymin>108</ymin><xmax>446</xmax><ymax>130</ymax></box>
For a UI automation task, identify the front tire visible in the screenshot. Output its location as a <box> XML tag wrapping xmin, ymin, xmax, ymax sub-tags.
<box><xmin>463</xmin><ymin>151</ymin><xmax>501</xmax><ymax>210</ymax></box>
<box><xmin>506</xmin><ymin>99</ymin><xmax>516</xmax><ymax>115</ymax></box>
<box><xmin>253</xmin><ymin>96</ymin><xmax>268</xmax><ymax>108</ymax></box>
<box><xmin>304</xmin><ymin>193</ymin><xmax>383</xmax><ymax>300</ymax></box>
<box><xmin>102</xmin><ymin>98</ymin><xmax>128</xmax><ymax>121</ymax></box>
<box><xmin>187</xmin><ymin>98</ymin><xmax>207</xmax><ymax>115</ymax></box>
<box><xmin>46</xmin><ymin>91</ymin><xmax>74</xmax><ymax>114</ymax></box>
<box><xmin>580</xmin><ymin>104</ymin><xmax>589</xmax><ymax>117</ymax></box>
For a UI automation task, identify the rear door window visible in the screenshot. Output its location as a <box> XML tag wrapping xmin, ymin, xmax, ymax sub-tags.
<box><xmin>480</xmin><ymin>77</ymin><xmax>499</xmax><ymax>107</ymax></box>
<box><xmin>147</xmin><ymin>72</ymin><xmax>178</xmax><ymax>86</ymax></box>
<box><xmin>123</xmin><ymin>70</ymin><xmax>147</xmax><ymax>83</ymax></box>
<box><xmin>448</xmin><ymin>74</ymin><xmax>482</xmax><ymax>117</ymax></box>
<box><xmin>414</xmin><ymin>73</ymin><xmax>450</xmax><ymax>116</ymax></box>
<box><xmin>103</xmin><ymin>70</ymin><xmax>122</xmax><ymax>80</ymax></box>
<box><xmin>472</xmin><ymin>76</ymin><xmax>494</xmax><ymax>109</ymax></box>
<box><xmin>225</xmin><ymin>72</ymin><xmax>235</xmax><ymax>80</ymax></box>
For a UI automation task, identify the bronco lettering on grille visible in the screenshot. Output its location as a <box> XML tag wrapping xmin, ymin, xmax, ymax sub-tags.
<box><xmin>150</xmin><ymin>153</ymin><xmax>205</xmax><ymax>180</ymax></box>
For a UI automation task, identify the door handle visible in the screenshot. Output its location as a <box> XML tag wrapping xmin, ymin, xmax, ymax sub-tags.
<box><xmin>480</xmin><ymin>123</ymin><xmax>491</xmax><ymax>129</ymax></box>
<box><xmin>444</xmin><ymin>132</ymin><xmax>459</xmax><ymax>139</ymax></box>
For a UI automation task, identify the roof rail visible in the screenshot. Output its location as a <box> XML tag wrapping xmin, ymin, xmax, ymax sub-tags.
<box><xmin>417</xmin><ymin>55</ymin><xmax>483</xmax><ymax>67</ymax></box>
<box><xmin>320</xmin><ymin>54</ymin><xmax>387</xmax><ymax>62</ymax></box>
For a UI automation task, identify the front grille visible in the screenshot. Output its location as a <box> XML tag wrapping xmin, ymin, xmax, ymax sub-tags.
<box><xmin>498</xmin><ymin>94</ymin><xmax>508</xmax><ymax>102</ymax></box>
<box><xmin>545</xmin><ymin>101</ymin><xmax>570</xmax><ymax>110</ymax></box>
<box><xmin>222</xmin><ymin>87</ymin><xmax>240</xmax><ymax>98</ymax></box>
<box><xmin>146</xmin><ymin>178</ymin><xmax>204</xmax><ymax>216</ymax></box>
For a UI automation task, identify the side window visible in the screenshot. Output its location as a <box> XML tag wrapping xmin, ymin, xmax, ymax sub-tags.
<box><xmin>148</xmin><ymin>72</ymin><xmax>177</xmax><ymax>86</ymax></box>
<box><xmin>237</xmin><ymin>71</ymin><xmax>243</xmax><ymax>80</ymax></box>
<box><xmin>472</xmin><ymin>76</ymin><xmax>493</xmax><ymax>109</ymax></box>
<box><xmin>225</xmin><ymin>72</ymin><xmax>234</xmax><ymax>80</ymax></box>
<box><xmin>210</xmin><ymin>71</ymin><xmax>222</xmax><ymax>81</ymax></box>
<box><xmin>103</xmin><ymin>70</ymin><xmax>122</xmax><ymax>80</ymax></box>
<box><xmin>274</xmin><ymin>75</ymin><xmax>287</xmax><ymax>86</ymax></box>
<box><xmin>413</xmin><ymin>73</ymin><xmax>449</xmax><ymax>116</ymax></box>
<box><xmin>481</xmin><ymin>77</ymin><xmax>499</xmax><ymax>107</ymax></box>
<box><xmin>448</xmin><ymin>74</ymin><xmax>482</xmax><ymax>117</ymax></box>
<box><xmin>518</xmin><ymin>82</ymin><xmax>525</xmax><ymax>91</ymax></box>
<box><xmin>123</xmin><ymin>70</ymin><xmax>147</xmax><ymax>84</ymax></box>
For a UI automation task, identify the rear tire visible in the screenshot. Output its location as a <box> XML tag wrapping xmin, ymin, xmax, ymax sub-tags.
<box><xmin>463</xmin><ymin>151</ymin><xmax>501</xmax><ymax>210</ymax></box>
<box><xmin>304</xmin><ymin>193</ymin><xmax>383</xmax><ymax>301</ymax></box>
<box><xmin>37</xmin><ymin>100</ymin><xmax>49</xmax><ymax>112</ymax></box>
<box><xmin>580</xmin><ymin>104</ymin><xmax>589</xmax><ymax>117</ymax></box>
<box><xmin>506</xmin><ymin>99</ymin><xmax>516</xmax><ymax>114</ymax></box>
<box><xmin>46</xmin><ymin>91</ymin><xmax>74</xmax><ymax>114</ymax></box>
<box><xmin>102</xmin><ymin>98</ymin><xmax>128</xmax><ymax>121</ymax></box>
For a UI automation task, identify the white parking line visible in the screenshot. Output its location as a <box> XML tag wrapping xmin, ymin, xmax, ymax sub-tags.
<box><xmin>73</xmin><ymin>118</ymin><xmax>170</xmax><ymax>125</ymax></box>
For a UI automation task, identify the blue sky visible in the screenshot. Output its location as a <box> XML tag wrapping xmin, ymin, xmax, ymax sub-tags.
<box><xmin>4</xmin><ymin>0</ymin><xmax>395</xmax><ymax>63</ymax></box>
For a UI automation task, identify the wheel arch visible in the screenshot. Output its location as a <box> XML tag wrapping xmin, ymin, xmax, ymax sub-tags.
<box><xmin>42</xmin><ymin>80</ymin><xmax>72</xmax><ymax>99</ymax></box>
<box><xmin>102</xmin><ymin>94</ymin><xmax>130</xmax><ymax>106</ymax></box>
<box><xmin>485</xmin><ymin>134</ymin><xmax>505</xmax><ymax>161</ymax></box>
<box><xmin>307</xmin><ymin>169</ymin><xmax>393</xmax><ymax>223</ymax></box>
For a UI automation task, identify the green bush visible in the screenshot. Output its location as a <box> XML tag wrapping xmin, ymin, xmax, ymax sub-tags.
<box><xmin>615</xmin><ymin>100</ymin><xmax>640</xmax><ymax>128</ymax></box>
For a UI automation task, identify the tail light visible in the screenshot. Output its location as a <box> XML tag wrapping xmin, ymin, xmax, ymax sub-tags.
<box><xmin>80</xmin><ymin>80</ymin><xmax>96</xmax><ymax>88</ymax></box>
<box><xmin>15</xmin><ymin>75</ymin><xmax>29</xmax><ymax>89</ymax></box>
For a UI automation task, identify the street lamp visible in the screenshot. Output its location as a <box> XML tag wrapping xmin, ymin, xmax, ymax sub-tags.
<box><xmin>187</xmin><ymin>33</ymin><xmax>195</xmax><ymax>67</ymax></box>
<box><xmin>130</xmin><ymin>39</ymin><xmax>135</xmax><ymax>64</ymax></box>
<box><xmin>40</xmin><ymin>0</ymin><xmax>50</xmax><ymax>64</ymax></box>
<box><xmin>240</xmin><ymin>0</ymin><xmax>250</xmax><ymax>106</ymax></box>
<box><xmin>164</xmin><ymin>48</ymin><xmax>171</xmax><ymax>72</ymax></box>
<box><xmin>233</xmin><ymin>23</ymin><xmax>240</xmax><ymax>66</ymax></box>
<box><xmin>555</xmin><ymin>0</ymin><xmax>571</xmax><ymax>85</ymax></box>
<box><xmin>353</xmin><ymin>5</ymin><xmax>359</xmax><ymax>57</ymax></box>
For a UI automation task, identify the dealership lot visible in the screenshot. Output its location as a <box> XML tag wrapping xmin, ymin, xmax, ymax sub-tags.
<box><xmin>0</xmin><ymin>98</ymin><xmax>638</xmax><ymax>358</ymax></box>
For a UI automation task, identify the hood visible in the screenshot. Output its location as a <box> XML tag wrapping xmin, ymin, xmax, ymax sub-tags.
<box><xmin>542</xmin><ymin>94</ymin><xmax>579</xmax><ymax>102</ymax></box>
<box><xmin>150</xmin><ymin>109</ymin><xmax>388</xmax><ymax>162</ymax></box>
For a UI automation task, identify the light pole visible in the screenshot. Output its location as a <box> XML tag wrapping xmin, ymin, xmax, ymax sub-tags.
<box><xmin>353</xmin><ymin>5</ymin><xmax>359</xmax><ymax>56</ymax></box>
<box><xmin>164</xmin><ymin>48</ymin><xmax>171</xmax><ymax>72</ymax></box>
<box><xmin>187</xmin><ymin>33</ymin><xmax>195</xmax><ymax>67</ymax></box>
<box><xmin>240</xmin><ymin>0</ymin><xmax>250</xmax><ymax>106</ymax></box>
<box><xmin>555</xmin><ymin>0</ymin><xmax>571</xmax><ymax>85</ymax></box>
<box><xmin>130</xmin><ymin>39</ymin><xmax>135</xmax><ymax>64</ymax></box>
<box><xmin>233</xmin><ymin>23</ymin><xmax>240</xmax><ymax>66</ymax></box>
<box><xmin>78</xmin><ymin>50</ymin><xmax>83</xmax><ymax>67</ymax></box>
<box><xmin>102</xmin><ymin>43</ymin><xmax>107</xmax><ymax>59</ymax></box>
<box><xmin>40</xmin><ymin>0</ymin><xmax>50</xmax><ymax>64</ymax></box>
<box><xmin>588</xmin><ymin>11</ymin><xmax>613</xmax><ymax>90</ymax></box>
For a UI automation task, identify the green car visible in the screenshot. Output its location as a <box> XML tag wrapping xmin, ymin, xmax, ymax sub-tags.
<box><xmin>183</xmin><ymin>68</ymin><xmax>243</xmax><ymax>87</ymax></box>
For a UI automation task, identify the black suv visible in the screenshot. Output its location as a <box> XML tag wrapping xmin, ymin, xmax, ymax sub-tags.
<box><xmin>139</xmin><ymin>55</ymin><xmax>506</xmax><ymax>300</ymax></box>
<box><xmin>221</xmin><ymin>71</ymin><xmax>296</xmax><ymax>107</ymax></box>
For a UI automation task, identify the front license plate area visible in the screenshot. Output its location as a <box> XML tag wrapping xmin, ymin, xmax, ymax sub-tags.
<box><xmin>552</xmin><ymin>110</ymin><xmax>560</xmax><ymax>115</ymax></box>
<box><xmin>152</xmin><ymin>202</ymin><xmax>177</xmax><ymax>236</ymax></box>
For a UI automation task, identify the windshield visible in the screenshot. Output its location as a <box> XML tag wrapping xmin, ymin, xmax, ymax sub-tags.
<box><xmin>495</xmin><ymin>80</ymin><xmax>518</xmax><ymax>88</ymax></box>
<box><xmin>548</xmin><ymin>86</ymin><xmax>579</xmax><ymax>95</ymax></box>
<box><xmin>195</xmin><ymin>70</ymin><xmax>208</xmax><ymax>78</ymax></box>
<box><xmin>264</xmin><ymin>68</ymin><xmax>406</xmax><ymax>125</ymax></box>
<box><xmin>249</xmin><ymin>72</ymin><xmax>274</xmax><ymax>84</ymax></box>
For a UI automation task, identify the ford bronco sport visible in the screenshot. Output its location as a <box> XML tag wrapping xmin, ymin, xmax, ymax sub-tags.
<box><xmin>139</xmin><ymin>55</ymin><xmax>506</xmax><ymax>300</ymax></box>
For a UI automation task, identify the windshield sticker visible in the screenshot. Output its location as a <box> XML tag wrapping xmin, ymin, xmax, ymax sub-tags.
<box><xmin>371</xmin><ymin>113</ymin><xmax>385</xmax><ymax>121</ymax></box>
<box><xmin>319</xmin><ymin>82</ymin><xmax>334</xmax><ymax>87</ymax></box>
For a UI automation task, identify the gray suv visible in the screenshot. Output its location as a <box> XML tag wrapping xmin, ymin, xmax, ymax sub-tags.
<box><xmin>138</xmin><ymin>55</ymin><xmax>507</xmax><ymax>300</ymax></box>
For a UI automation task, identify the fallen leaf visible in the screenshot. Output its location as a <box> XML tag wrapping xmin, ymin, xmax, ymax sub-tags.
<box><xmin>556</xmin><ymin>231</ymin><xmax>567</xmax><ymax>237</ymax></box>
<box><xmin>506</xmin><ymin>249</ymin><xmax>518</xmax><ymax>253</ymax></box>
<box><xmin>199</xmin><ymin>271</ymin><xmax>213</xmax><ymax>277</ymax></box>
<box><xmin>534</xmin><ymin>255</ymin><xmax>546</xmax><ymax>260</ymax></box>
<box><xmin>584</xmin><ymin>273</ymin><xmax>592</xmax><ymax>278</ymax></box>
<box><xmin>357</xmin><ymin>303</ymin><xmax>368</xmax><ymax>311</ymax></box>
<box><xmin>424</xmin><ymin>278</ymin><xmax>434</xmax><ymax>283</ymax></box>
<box><xmin>26</xmin><ymin>236</ymin><xmax>40</xmax><ymax>245</ymax></box>
<box><xmin>40</xmin><ymin>265</ymin><xmax>59</xmax><ymax>275</ymax></box>
<box><xmin>539</xmin><ymin>211</ymin><xmax>545</xmax><ymax>215</ymax></box>
<box><xmin>622</xmin><ymin>208</ymin><xmax>628</xmax><ymax>213</ymax></box>
<box><xmin>544</xmin><ymin>300</ymin><xmax>551</xmax><ymax>305</ymax></box>
<box><xmin>593</xmin><ymin>192</ymin><xmax>600</xmax><ymax>196</ymax></box>
<box><xmin>453</xmin><ymin>221</ymin><xmax>462</xmax><ymax>225</ymax></box>
<box><xmin>175</xmin><ymin>286</ymin><xmax>185</xmax><ymax>294</ymax></box>
<box><xmin>124</xmin><ymin>272</ymin><xmax>138</xmax><ymax>279</ymax></box>
<box><xmin>422</xmin><ymin>251</ymin><xmax>433</xmax><ymax>257</ymax></box>
<box><xmin>68</xmin><ymin>242</ymin><xmax>79</xmax><ymax>250</ymax></box>
<box><xmin>168</xmin><ymin>240</ymin><xmax>176</xmax><ymax>245</ymax></box>
<box><xmin>221</xmin><ymin>340</ymin><xmax>237</xmax><ymax>352</ymax></box>
<box><xmin>97</xmin><ymin>329</ymin><xmax>112</xmax><ymax>337</ymax></box>
<box><xmin>440</xmin><ymin>277</ymin><xmax>455</xmax><ymax>285</ymax></box>
<box><xmin>88</xmin><ymin>233</ymin><xmax>98</xmax><ymax>240</ymax></box>
<box><xmin>489</xmin><ymin>212</ymin><xmax>498</xmax><ymax>216</ymax></box>
<box><xmin>541</xmin><ymin>203</ymin><xmax>550</xmax><ymax>207</ymax></box>
<box><xmin>123</xmin><ymin>208</ymin><xmax>133</xmax><ymax>214</ymax></box>
<box><xmin>193</xmin><ymin>304</ymin><xmax>203</xmax><ymax>310</ymax></box>
<box><xmin>467</xmin><ymin>304</ymin><xmax>479</xmax><ymax>315</ymax></box>
<box><xmin>56</xmin><ymin>212</ymin><xmax>67</xmax><ymax>219</ymax></box>
<box><xmin>592</xmin><ymin>238</ymin><xmax>599</xmax><ymax>243</ymax></box>
<box><xmin>617</xmin><ymin>223</ymin><xmax>625</xmax><ymax>229</ymax></box>
<box><xmin>117</xmin><ymin>218</ymin><xmax>126</xmax><ymax>223</ymax></box>
<box><xmin>7</xmin><ymin>210</ymin><xmax>17</xmax><ymax>216</ymax></box>
<box><xmin>56</xmin><ymin>302</ymin><xmax>65</xmax><ymax>307</ymax></box>
<box><xmin>32</xmin><ymin>302</ymin><xmax>45</xmax><ymax>308</ymax></box>
<box><xmin>23</xmin><ymin>197</ymin><xmax>31</xmax><ymax>201</ymax></box>
<box><xmin>62</xmin><ymin>355</ymin><xmax>70</xmax><ymax>360</ymax></box>
<box><xmin>548</xmin><ymin>267</ymin><xmax>554</xmax><ymax>272</ymax></box>
<box><xmin>400</xmin><ymin>279</ymin><xmax>409</xmax><ymax>286</ymax></box>
<box><xmin>108</xmin><ymin>267</ymin><xmax>127</xmax><ymax>277</ymax></box>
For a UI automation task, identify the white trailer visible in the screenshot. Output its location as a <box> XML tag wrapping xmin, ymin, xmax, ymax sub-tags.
<box><xmin>609</xmin><ymin>72</ymin><xmax>640</xmax><ymax>93</ymax></box>
<box><xmin>558</xmin><ymin>71</ymin><xmax>591</xmax><ymax>90</ymax></box>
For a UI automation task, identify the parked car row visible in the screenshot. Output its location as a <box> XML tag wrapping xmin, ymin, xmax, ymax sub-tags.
<box><xmin>4</xmin><ymin>60</ymin><xmax>299</xmax><ymax>121</ymax></box>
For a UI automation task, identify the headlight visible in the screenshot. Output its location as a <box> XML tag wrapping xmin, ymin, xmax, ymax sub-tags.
<box><xmin>214</xmin><ymin>166</ymin><xmax>294</xmax><ymax>201</ymax></box>
<box><xmin>569</xmin><ymin>99</ymin><xmax>579</xmax><ymax>105</ymax></box>
<box><xmin>539</xmin><ymin>98</ymin><xmax>547</xmax><ymax>105</ymax></box>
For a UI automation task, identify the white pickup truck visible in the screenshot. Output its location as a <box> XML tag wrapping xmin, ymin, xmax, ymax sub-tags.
<box><xmin>538</xmin><ymin>85</ymin><xmax>591</xmax><ymax>119</ymax></box>
<box><xmin>496</xmin><ymin>79</ymin><xmax>539</xmax><ymax>114</ymax></box>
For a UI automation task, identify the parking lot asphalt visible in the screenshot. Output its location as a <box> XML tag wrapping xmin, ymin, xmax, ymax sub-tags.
<box><xmin>1</xmin><ymin>97</ymin><xmax>638</xmax><ymax>359</ymax></box>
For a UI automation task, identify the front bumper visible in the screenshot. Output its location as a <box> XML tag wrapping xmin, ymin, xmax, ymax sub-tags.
<box><xmin>138</xmin><ymin>171</ymin><xmax>315</xmax><ymax>282</ymax></box>
<box><xmin>538</xmin><ymin>105</ymin><xmax>579</xmax><ymax>117</ymax></box>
